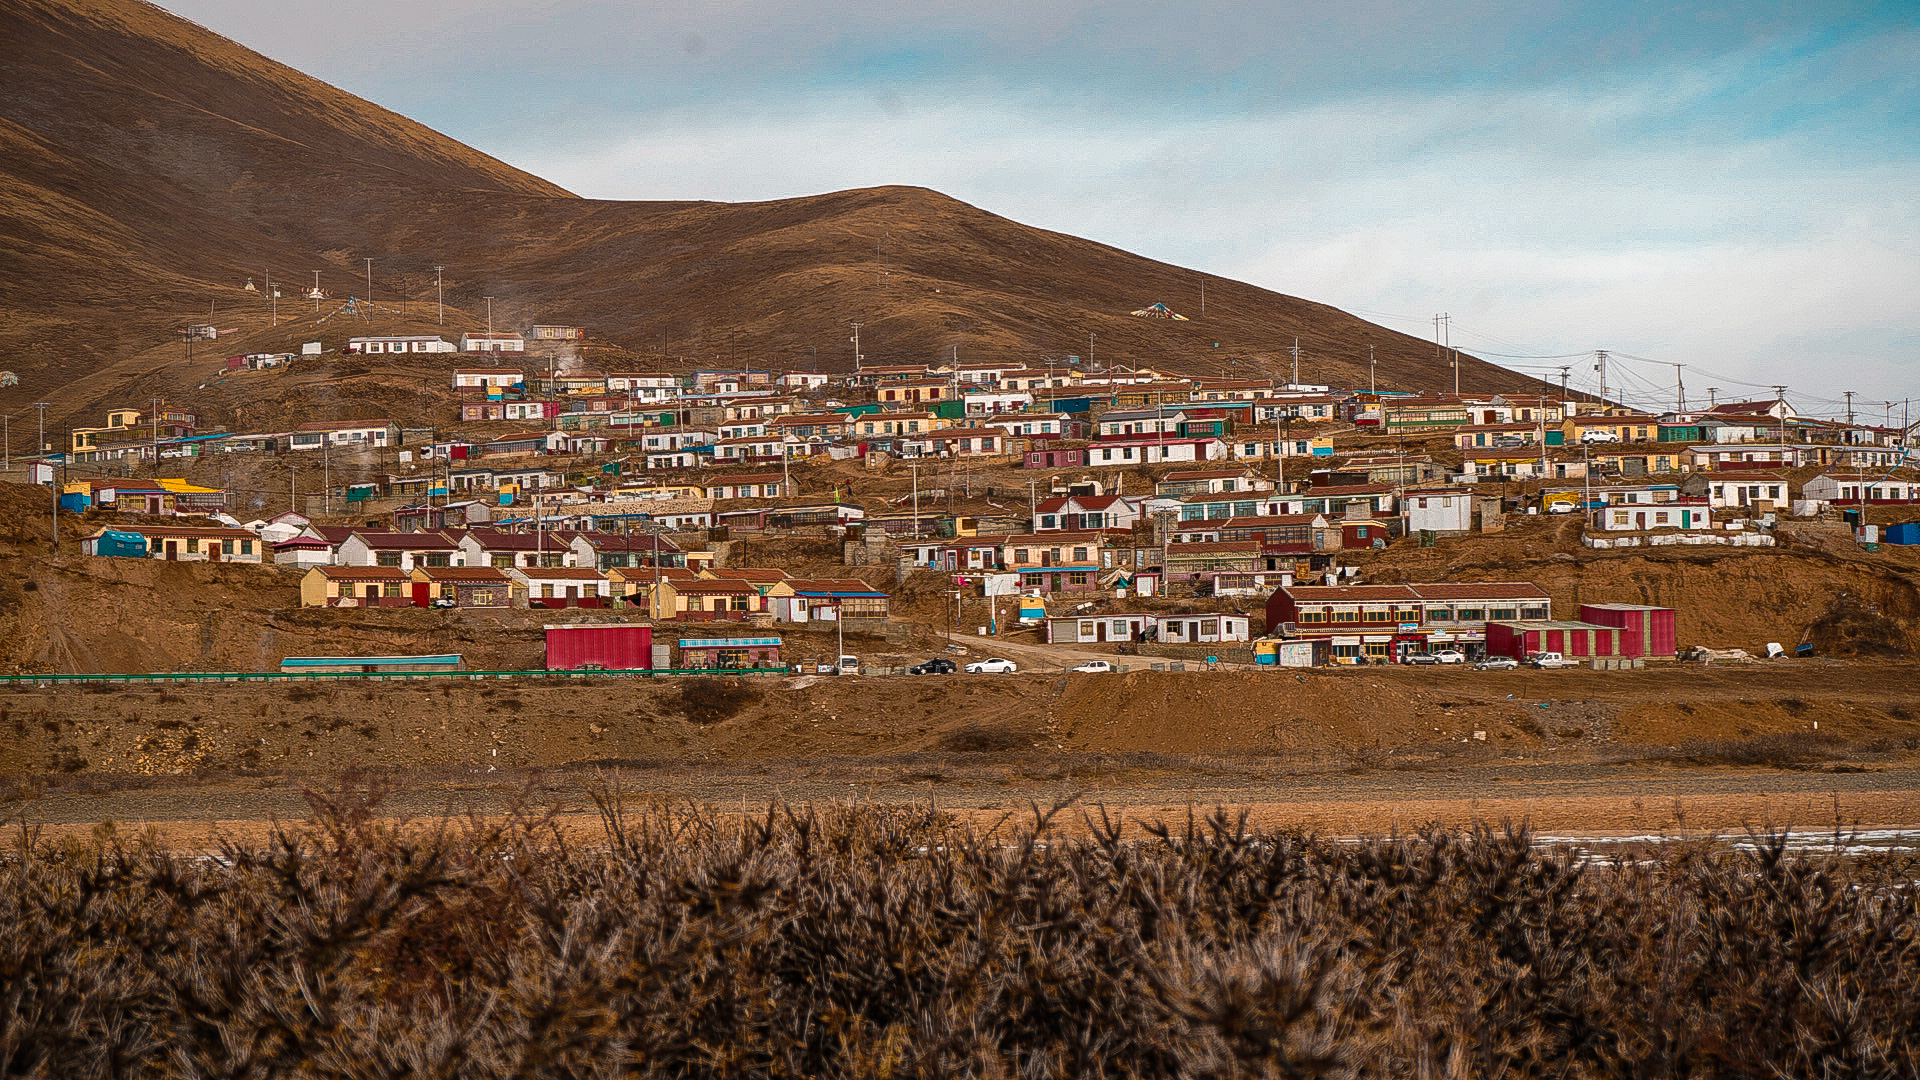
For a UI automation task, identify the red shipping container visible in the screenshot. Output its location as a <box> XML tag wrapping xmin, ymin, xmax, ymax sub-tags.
<box><xmin>1578</xmin><ymin>604</ymin><xmax>1677</xmax><ymax>659</ymax></box>
<box><xmin>545</xmin><ymin>624</ymin><xmax>653</xmax><ymax>671</ymax></box>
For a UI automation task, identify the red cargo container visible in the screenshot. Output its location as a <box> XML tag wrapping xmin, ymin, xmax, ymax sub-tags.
<box><xmin>1485</xmin><ymin>621</ymin><xmax>1622</xmax><ymax>661</ymax></box>
<box><xmin>544</xmin><ymin>623</ymin><xmax>653</xmax><ymax>671</ymax></box>
<box><xmin>1577</xmin><ymin>604</ymin><xmax>1677</xmax><ymax>659</ymax></box>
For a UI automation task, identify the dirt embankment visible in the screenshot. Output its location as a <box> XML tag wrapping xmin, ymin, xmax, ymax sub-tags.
<box><xmin>4</xmin><ymin>662</ymin><xmax>1916</xmax><ymax>780</ymax></box>
<box><xmin>1354</xmin><ymin>516</ymin><xmax>1920</xmax><ymax>655</ymax></box>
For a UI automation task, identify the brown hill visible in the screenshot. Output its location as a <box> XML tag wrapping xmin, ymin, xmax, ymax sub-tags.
<box><xmin>0</xmin><ymin>0</ymin><xmax>1551</xmax><ymax>424</ymax></box>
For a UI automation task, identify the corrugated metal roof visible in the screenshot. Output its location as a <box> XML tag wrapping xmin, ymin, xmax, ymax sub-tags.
<box><xmin>678</xmin><ymin>638</ymin><xmax>782</xmax><ymax>647</ymax></box>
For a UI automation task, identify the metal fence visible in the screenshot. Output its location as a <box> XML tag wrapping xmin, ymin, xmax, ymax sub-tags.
<box><xmin>0</xmin><ymin>667</ymin><xmax>792</xmax><ymax>687</ymax></box>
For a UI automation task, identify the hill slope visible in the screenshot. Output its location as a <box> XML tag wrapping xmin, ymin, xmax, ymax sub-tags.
<box><xmin>0</xmin><ymin>0</ymin><xmax>1546</xmax><ymax>419</ymax></box>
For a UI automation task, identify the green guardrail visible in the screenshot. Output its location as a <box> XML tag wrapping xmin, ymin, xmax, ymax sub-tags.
<box><xmin>0</xmin><ymin>667</ymin><xmax>792</xmax><ymax>686</ymax></box>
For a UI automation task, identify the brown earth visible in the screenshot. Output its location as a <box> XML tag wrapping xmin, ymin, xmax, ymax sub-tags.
<box><xmin>0</xmin><ymin>0</ymin><xmax>1550</xmax><ymax>431</ymax></box>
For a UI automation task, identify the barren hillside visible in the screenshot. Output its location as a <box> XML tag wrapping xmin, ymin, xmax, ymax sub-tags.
<box><xmin>0</xmin><ymin>0</ymin><xmax>1550</xmax><ymax>427</ymax></box>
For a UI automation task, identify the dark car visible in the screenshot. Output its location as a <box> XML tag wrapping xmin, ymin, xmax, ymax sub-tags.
<box><xmin>908</xmin><ymin>657</ymin><xmax>957</xmax><ymax>675</ymax></box>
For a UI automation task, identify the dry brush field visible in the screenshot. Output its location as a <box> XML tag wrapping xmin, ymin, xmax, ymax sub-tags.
<box><xmin>4</xmin><ymin>778</ymin><xmax>1919</xmax><ymax>1079</ymax></box>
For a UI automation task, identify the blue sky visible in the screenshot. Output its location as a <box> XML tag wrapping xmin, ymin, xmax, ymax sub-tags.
<box><xmin>158</xmin><ymin>0</ymin><xmax>1920</xmax><ymax>416</ymax></box>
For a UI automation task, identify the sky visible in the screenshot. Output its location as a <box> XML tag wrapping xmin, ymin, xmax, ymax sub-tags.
<box><xmin>157</xmin><ymin>0</ymin><xmax>1920</xmax><ymax>417</ymax></box>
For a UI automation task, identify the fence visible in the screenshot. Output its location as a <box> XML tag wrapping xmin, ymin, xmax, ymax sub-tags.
<box><xmin>0</xmin><ymin>667</ymin><xmax>792</xmax><ymax>687</ymax></box>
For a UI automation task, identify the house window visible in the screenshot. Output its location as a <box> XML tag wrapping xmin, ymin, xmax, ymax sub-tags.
<box><xmin>424</xmin><ymin>553</ymin><xmax>450</xmax><ymax>567</ymax></box>
<box><xmin>377</xmin><ymin>552</ymin><xmax>403</xmax><ymax>567</ymax></box>
<box><xmin>1490</xmin><ymin>607</ymin><xmax>1518</xmax><ymax>621</ymax></box>
<box><xmin>1298</xmin><ymin>611</ymin><xmax>1326</xmax><ymax>623</ymax></box>
<box><xmin>491</xmin><ymin>554</ymin><xmax>513</xmax><ymax>568</ymax></box>
<box><xmin>1067</xmin><ymin>572</ymin><xmax>1090</xmax><ymax>586</ymax></box>
<box><xmin>222</xmin><ymin>539</ymin><xmax>235</xmax><ymax>555</ymax></box>
<box><xmin>1014</xmin><ymin>549</ymin><xmax>1030</xmax><ymax>564</ymax></box>
<box><xmin>1455</xmin><ymin>608</ymin><xmax>1484</xmax><ymax>621</ymax></box>
<box><xmin>541</xmin><ymin>584</ymin><xmax>557</xmax><ymax>599</ymax></box>
<box><xmin>1073</xmin><ymin>547</ymin><xmax>1089</xmax><ymax>562</ymax></box>
<box><xmin>383</xmin><ymin>583</ymin><xmax>405</xmax><ymax>598</ymax></box>
<box><xmin>1078</xmin><ymin>620</ymin><xmax>1096</xmax><ymax>638</ymax></box>
<box><xmin>1364</xmin><ymin>643</ymin><xmax>1390</xmax><ymax>658</ymax></box>
<box><xmin>1520</xmin><ymin>606</ymin><xmax>1548</xmax><ymax>620</ymax></box>
<box><xmin>1334</xmin><ymin>610</ymin><xmax>1359</xmax><ymax>623</ymax></box>
<box><xmin>241</xmin><ymin>540</ymin><xmax>253</xmax><ymax>555</ymax></box>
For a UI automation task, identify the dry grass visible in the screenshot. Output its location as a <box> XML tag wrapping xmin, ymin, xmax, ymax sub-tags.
<box><xmin>2</xmin><ymin>778</ymin><xmax>1918</xmax><ymax>1078</ymax></box>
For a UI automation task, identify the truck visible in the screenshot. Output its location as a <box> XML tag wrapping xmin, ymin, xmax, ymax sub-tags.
<box><xmin>1528</xmin><ymin>652</ymin><xmax>1575</xmax><ymax>669</ymax></box>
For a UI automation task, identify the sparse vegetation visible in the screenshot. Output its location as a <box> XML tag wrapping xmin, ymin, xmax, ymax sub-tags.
<box><xmin>674</xmin><ymin>676</ymin><xmax>760</xmax><ymax>725</ymax></box>
<box><xmin>1</xmin><ymin>786</ymin><xmax>1918</xmax><ymax>1078</ymax></box>
<box><xmin>939</xmin><ymin>722</ymin><xmax>1032</xmax><ymax>752</ymax></box>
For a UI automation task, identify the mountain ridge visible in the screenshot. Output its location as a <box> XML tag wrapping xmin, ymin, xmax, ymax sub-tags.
<box><xmin>0</xmin><ymin>0</ymin><xmax>1550</xmax><ymax>423</ymax></box>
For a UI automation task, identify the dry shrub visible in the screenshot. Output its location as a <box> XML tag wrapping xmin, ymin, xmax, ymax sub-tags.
<box><xmin>939</xmin><ymin>723</ymin><xmax>1031</xmax><ymax>752</ymax></box>
<box><xmin>675</xmin><ymin>676</ymin><xmax>759</xmax><ymax>725</ymax></box>
<box><xmin>1</xmin><ymin>789</ymin><xmax>1918</xmax><ymax>1079</ymax></box>
<box><xmin>1679</xmin><ymin>732</ymin><xmax>1841</xmax><ymax>767</ymax></box>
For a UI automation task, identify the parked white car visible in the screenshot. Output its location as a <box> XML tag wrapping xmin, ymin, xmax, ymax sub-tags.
<box><xmin>1406</xmin><ymin>650</ymin><xmax>1467</xmax><ymax>665</ymax></box>
<box><xmin>965</xmin><ymin>658</ymin><xmax>1019</xmax><ymax>674</ymax></box>
<box><xmin>1580</xmin><ymin>430</ymin><xmax>1621</xmax><ymax>443</ymax></box>
<box><xmin>1069</xmin><ymin>660</ymin><xmax>1113</xmax><ymax>673</ymax></box>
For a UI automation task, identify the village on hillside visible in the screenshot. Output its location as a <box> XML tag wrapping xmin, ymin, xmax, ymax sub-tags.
<box><xmin>9</xmin><ymin>323</ymin><xmax>1918</xmax><ymax>675</ymax></box>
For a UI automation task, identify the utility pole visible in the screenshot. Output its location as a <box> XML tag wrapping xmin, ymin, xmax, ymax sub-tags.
<box><xmin>1432</xmin><ymin>313</ymin><xmax>1449</xmax><ymax>362</ymax></box>
<box><xmin>364</xmin><ymin>258</ymin><xmax>373</xmax><ymax>307</ymax></box>
<box><xmin>35</xmin><ymin>401</ymin><xmax>47</xmax><ymax>456</ymax></box>
<box><xmin>1368</xmin><ymin>345</ymin><xmax>1376</xmax><ymax>394</ymax></box>
<box><xmin>151</xmin><ymin>396</ymin><xmax>160</xmax><ymax>470</ymax></box>
<box><xmin>267</xmin><ymin>271</ymin><xmax>277</xmax><ymax>326</ymax></box>
<box><xmin>1289</xmin><ymin>337</ymin><xmax>1301</xmax><ymax>387</ymax></box>
<box><xmin>290</xmin><ymin>465</ymin><xmax>297</xmax><ymax>516</ymax></box>
<box><xmin>1199</xmin><ymin>277</ymin><xmax>1205</xmax><ymax>315</ymax></box>
<box><xmin>3</xmin><ymin>414</ymin><xmax>9</xmax><ymax>467</ymax></box>
<box><xmin>434</xmin><ymin>266</ymin><xmax>445</xmax><ymax>325</ymax></box>
<box><xmin>850</xmin><ymin>322</ymin><xmax>863</xmax><ymax>369</ymax></box>
<box><xmin>485</xmin><ymin>297</ymin><xmax>494</xmax><ymax>338</ymax></box>
<box><xmin>311</xmin><ymin>271</ymin><xmax>322</xmax><ymax>314</ymax></box>
<box><xmin>1664</xmin><ymin>362</ymin><xmax>1686</xmax><ymax>412</ymax></box>
<box><xmin>1089</xmin><ymin>331</ymin><xmax>1096</xmax><ymax>372</ymax></box>
<box><xmin>1707</xmin><ymin>387</ymin><xmax>1718</xmax><ymax>409</ymax></box>
<box><xmin>1843</xmin><ymin>391</ymin><xmax>1855</xmax><ymax>426</ymax></box>
<box><xmin>1594</xmin><ymin>350</ymin><xmax>1609</xmax><ymax>406</ymax></box>
<box><xmin>1773</xmin><ymin>386</ymin><xmax>1789</xmax><ymax>448</ymax></box>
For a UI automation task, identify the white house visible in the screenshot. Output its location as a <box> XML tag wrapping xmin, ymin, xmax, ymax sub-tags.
<box><xmin>347</xmin><ymin>335</ymin><xmax>456</xmax><ymax>354</ymax></box>
<box><xmin>1153</xmin><ymin>613</ymin><xmax>1251</xmax><ymax>644</ymax></box>
<box><xmin>287</xmin><ymin>421</ymin><xmax>398</xmax><ymax>451</ymax></box>
<box><xmin>1802</xmin><ymin>472</ymin><xmax>1920</xmax><ymax>505</ymax></box>
<box><xmin>607</xmin><ymin>373</ymin><xmax>680</xmax><ymax>401</ymax></box>
<box><xmin>1404</xmin><ymin>491</ymin><xmax>1476</xmax><ymax>533</ymax></box>
<box><xmin>1703</xmin><ymin>474</ymin><xmax>1790</xmax><ymax>510</ymax></box>
<box><xmin>460</xmin><ymin>334</ymin><xmax>526</xmax><ymax>353</ymax></box>
<box><xmin>1596</xmin><ymin>500</ymin><xmax>1714</xmax><ymax>531</ymax></box>
<box><xmin>1097</xmin><ymin>408</ymin><xmax>1187</xmax><ymax>438</ymax></box>
<box><xmin>898</xmin><ymin>429</ymin><xmax>1008</xmax><ymax>457</ymax></box>
<box><xmin>1088</xmin><ymin>438</ymin><xmax>1228</xmax><ymax>465</ymax></box>
<box><xmin>336</xmin><ymin>531</ymin><xmax>463</xmax><ymax>571</ymax></box>
<box><xmin>452</xmin><ymin>369</ymin><xmax>524</xmax><ymax>390</ymax></box>
<box><xmin>777</xmin><ymin>372</ymin><xmax>832</xmax><ymax>389</ymax></box>
<box><xmin>1033</xmin><ymin>494</ymin><xmax>1144</xmax><ymax>532</ymax></box>
<box><xmin>982</xmin><ymin>413</ymin><xmax>1074</xmax><ymax>439</ymax></box>
<box><xmin>962</xmin><ymin>389</ymin><xmax>1034</xmax><ymax>415</ymax></box>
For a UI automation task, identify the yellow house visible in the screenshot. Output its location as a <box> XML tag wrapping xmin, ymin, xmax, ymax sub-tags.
<box><xmin>1564</xmin><ymin>413</ymin><xmax>1660</xmax><ymax>443</ymax></box>
<box><xmin>301</xmin><ymin>566</ymin><xmax>412</xmax><ymax>607</ymax></box>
